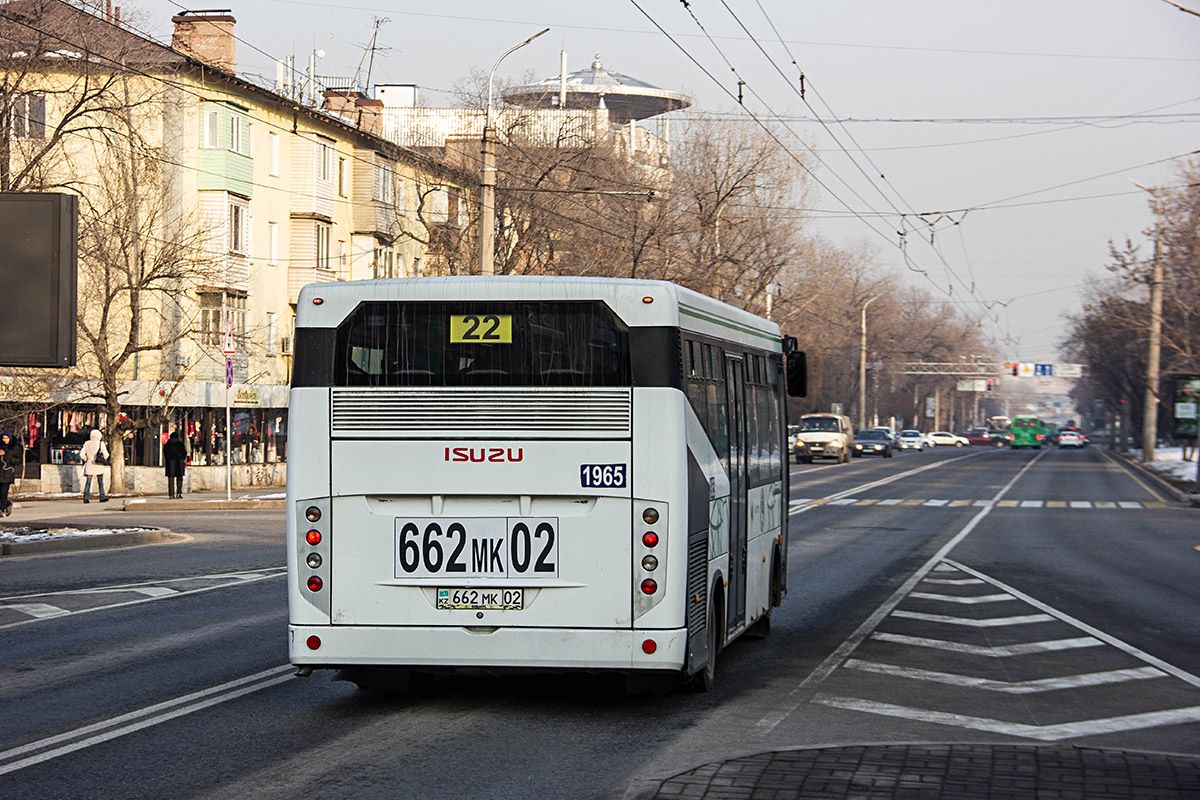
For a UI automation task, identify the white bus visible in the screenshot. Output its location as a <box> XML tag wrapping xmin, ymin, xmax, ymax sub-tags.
<box><xmin>287</xmin><ymin>277</ymin><xmax>806</xmax><ymax>691</ymax></box>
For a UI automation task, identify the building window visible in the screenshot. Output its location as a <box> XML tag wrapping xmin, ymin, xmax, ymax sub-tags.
<box><xmin>373</xmin><ymin>163</ymin><xmax>395</xmax><ymax>204</ymax></box>
<box><xmin>316</xmin><ymin>223</ymin><xmax>330</xmax><ymax>270</ymax></box>
<box><xmin>338</xmin><ymin>157</ymin><xmax>348</xmax><ymax>197</ymax></box>
<box><xmin>396</xmin><ymin>179</ymin><xmax>406</xmax><ymax>216</ymax></box>
<box><xmin>268</xmin><ymin>131</ymin><xmax>279</xmax><ymax>176</ymax></box>
<box><xmin>203</xmin><ymin>109</ymin><xmax>220</xmax><ymax>148</ymax></box>
<box><xmin>318</xmin><ymin>142</ymin><xmax>331</xmax><ymax>181</ymax></box>
<box><xmin>267</xmin><ymin>221</ymin><xmax>278</xmax><ymax>265</ymax></box>
<box><xmin>266</xmin><ymin>311</ymin><xmax>277</xmax><ymax>357</ymax></box>
<box><xmin>198</xmin><ymin>291</ymin><xmax>248</xmax><ymax>346</ymax></box>
<box><xmin>228</xmin><ymin>201</ymin><xmax>248</xmax><ymax>254</ymax></box>
<box><xmin>10</xmin><ymin>93</ymin><xmax>46</xmax><ymax>140</ymax></box>
<box><xmin>229</xmin><ymin>114</ymin><xmax>242</xmax><ymax>154</ymax></box>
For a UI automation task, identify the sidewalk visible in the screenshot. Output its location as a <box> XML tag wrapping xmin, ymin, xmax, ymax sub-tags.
<box><xmin>5</xmin><ymin>487</ymin><xmax>285</xmax><ymax>518</ymax></box>
<box><xmin>627</xmin><ymin>743</ymin><xmax>1200</xmax><ymax>799</ymax></box>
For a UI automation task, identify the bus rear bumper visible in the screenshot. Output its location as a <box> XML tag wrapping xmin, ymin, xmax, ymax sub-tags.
<box><xmin>289</xmin><ymin>624</ymin><xmax>689</xmax><ymax>672</ymax></box>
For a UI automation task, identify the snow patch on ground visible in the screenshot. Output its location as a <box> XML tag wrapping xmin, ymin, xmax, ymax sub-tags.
<box><xmin>1128</xmin><ymin>447</ymin><xmax>1199</xmax><ymax>484</ymax></box>
<box><xmin>0</xmin><ymin>526</ymin><xmax>155</xmax><ymax>543</ymax></box>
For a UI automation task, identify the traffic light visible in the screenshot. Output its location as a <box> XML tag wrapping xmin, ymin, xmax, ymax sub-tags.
<box><xmin>986</xmin><ymin>379</ymin><xmax>994</xmax><ymax>391</ymax></box>
<box><xmin>1012</xmin><ymin>364</ymin><xmax>1018</xmax><ymax>376</ymax></box>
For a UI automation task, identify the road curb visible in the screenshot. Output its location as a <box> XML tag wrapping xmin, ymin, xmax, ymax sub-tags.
<box><xmin>0</xmin><ymin>528</ymin><xmax>175</xmax><ymax>556</ymax></box>
<box><xmin>114</xmin><ymin>500</ymin><xmax>286</xmax><ymax>512</ymax></box>
<box><xmin>1105</xmin><ymin>448</ymin><xmax>1197</xmax><ymax>505</ymax></box>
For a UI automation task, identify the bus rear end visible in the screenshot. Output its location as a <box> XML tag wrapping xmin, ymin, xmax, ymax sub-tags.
<box><xmin>287</xmin><ymin>280</ymin><xmax>695</xmax><ymax>683</ymax></box>
<box><xmin>1010</xmin><ymin>416</ymin><xmax>1044</xmax><ymax>448</ymax></box>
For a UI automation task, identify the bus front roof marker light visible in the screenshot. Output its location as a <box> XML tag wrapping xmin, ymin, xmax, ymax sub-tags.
<box><xmin>642</xmin><ymin>296</ymin><xmax>653</xmax><ymax>304</ymax></box>
<box><xmin>312</xmin><ymin>297</ymin><xmax>324</xmax><ymax>305</ymax></box>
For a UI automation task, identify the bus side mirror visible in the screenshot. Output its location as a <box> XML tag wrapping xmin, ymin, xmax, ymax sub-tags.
<box><xmin>786</xmin><ymin>350</ymin><xmax>807</xmax><ymax>397</ymax></box>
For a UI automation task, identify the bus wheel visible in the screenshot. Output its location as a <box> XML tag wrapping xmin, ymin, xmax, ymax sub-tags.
<box><xmin>690</xmin><ymin>593</ymin><xmax>722</xmax><ymax>692</ymax></box>
<box><xmin>745</xmin><ymin>555</ymin><xmax>778</xmax><ymax>640</ymax></box>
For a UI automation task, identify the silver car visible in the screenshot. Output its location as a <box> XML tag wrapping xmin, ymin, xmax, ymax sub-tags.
<box><xmin>897</xmin><ymin>430</ymin><xmax>925</xmax><ymax>451</ymax></box>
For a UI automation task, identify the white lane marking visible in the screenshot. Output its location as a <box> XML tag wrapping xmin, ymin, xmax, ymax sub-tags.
<box><xmin>923</xmin><ymin>499</ymin><xmax>949</xmax><ymax>507</ymax></box>
<box><xmin>891</xmin><ymin>610</ymin><xmax>1054</xmax><ymax>627</ymax></box>
<box><xmin>877</xmin><ymin>499</ymin><xmax>904</xmax><ymax>506</ymax></box>
<box><xmin>872</xmin><ymin>632</ymin><xmax>1103</xmax><ymax>656</ymax></box>
<box><xmin>932</xmin><ymin>564</ymin><xmax>958</xmax><ymax>572</ymax></box>
<box><xmin>0</xmin><ymin>568</ymin><xmax>286</xmax><ymax>602</ymax></box>
<box><xmin>0</xmin><ymin>570</ymin><xmax>287</xmax><ymax>632</ymax></box>
<box><xmin>812</xmin><ymin>695</ymin><xmax>1200</xmax><ymax>741</ymax></box>
<box><xmin>1070</xmin><ymin>501</ymin><xmax>1093</xmax><ymax>509</ymax></box>
<box><xmin>921</xmin><ymin>578</ymin><xmax>985</xmax><ymax>585</ymax></box>
<box><xmin>755</xmin><ymin>448</ymin><xmax>1049</xmax><ymax>735</ymax></box>
<box><xmin>61</xmin><ymin>587</ymin><xmax>179</xmax><ymax>598</ymax></box>
<box><xmin>788</xmin><ymin>451</ymin><xmax>984</xmax><ymax>515</ymax></box>
<box><xmin>972</xmin><ymin>500</ymin><xmax>991</xmax><ymax>507</ymax></box>
<box><xmin>829</xmin><ymin>498</ymin><xmax>859</xmax><ymax>506</ymax></box>
<box><xmin>0</xmin><ymin>665</ymin><xmax>295</xmax><ymax>776</ymax></box>
<box><xmin>908</xmin><ymin>591</ymin><xmax>1015</xmax><ymax>604</ymax></box>
<box><xmin>2</xmin><ymin>603</ymin><xmax>70</xmax><ymax>619</ymax></box>
<box><xmin>843</xmin><ymin>660</ymin><xmax>1167</xmax><ymax>693</ymax></box>
<box><xmin>943</xmin><ymin>558</ymin><xmax>1200</xmax><ymax>690</ymax></box>
<box><xmin>1020</xmin><ymin>500</ymin><xmax>1043</xmax><ymax>508</ymax></box>
<box><xmin>1119</xmin><ymin>501</ymin><xmax>1142</xmax><ymax>509</ymax></box>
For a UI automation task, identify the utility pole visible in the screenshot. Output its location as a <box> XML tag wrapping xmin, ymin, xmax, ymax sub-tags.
<box><xmin>859</xmin><ymin>295</ymin><xmax>879</xmax><ymax>430</ymax></box>
<box><xmin>479</xmin><ymin>28</ymin><xmax>548</xmax><ymax>276</ymax></box>
<box><xmin>1142</xmin><ymin>234</ymin><xmax>1164</xmax><ymax>461</ymax></box>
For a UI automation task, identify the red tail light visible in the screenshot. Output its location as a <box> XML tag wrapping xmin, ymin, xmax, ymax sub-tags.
<box><xmin>642</xmin><ymin>639</ymin><xmax>657</xmax><ymax>654</ymax></box>
<box><xmin>306</xmin><ymin>530</ymin><xmax>322</xmax><ymax>545</ymax></box>
<box><xmin>640</xmin><ymin>579</ymin><xmax>658</xmax><ymax>595</ymax></box>
<box><xmin>306</xmin><ymin>635</ymin><xmax>321</xmax><ymax>650</ymax></box>
<box><xmin>1036</xmin><ymin>434</ymin><xmax>1043</xmax><ymax>440</ymax></box>
<box><xmin>307</xmin><ymin>576</ymin><xmax>323</xmax><ymax>592</ymax></box>
<box><xmin>642</xmin><ymin>532</ymin><xmax>659</xmax><ymax>548</ymax></box>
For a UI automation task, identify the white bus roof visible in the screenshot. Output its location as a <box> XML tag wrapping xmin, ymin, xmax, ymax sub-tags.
<box><xmin>296</xmin><ymin>277</ymin><xmax>782</xmax><ymax>349</ymax></box>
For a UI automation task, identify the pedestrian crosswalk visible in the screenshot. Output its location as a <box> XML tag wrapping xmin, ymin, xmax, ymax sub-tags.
<box><xmin>789</xmin><ymin>497</ymin><xmax>1164</xmax><ymax>512</ymax></box>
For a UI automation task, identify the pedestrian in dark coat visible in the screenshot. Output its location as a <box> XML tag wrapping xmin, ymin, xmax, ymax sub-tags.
<box><xmin>163</xmin><ymin>431</ymin><xmax>188</xmax><ymax>499</ymax></box>
<box><xmin>0</xmin><ymin>431</ymin><xmax>21</xmax><ymax>516</ymax></box>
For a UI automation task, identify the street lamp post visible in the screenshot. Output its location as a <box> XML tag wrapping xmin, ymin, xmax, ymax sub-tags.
<box><xmin>859</xmin><ymin>295</ymin><xmax>879</xmax><ymax>431</ymax></box>
<box><xmin>479</xmin><ymin>28</ymin><xmax>549</xmax><ymax>276</ymax></box>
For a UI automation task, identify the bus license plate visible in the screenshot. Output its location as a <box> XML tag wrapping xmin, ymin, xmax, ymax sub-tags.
<box><xmin>437</xmin><ymin>587</ymin><xmax>524</xmax><ymax>610</ymax></box>
<box><xmin>394</xmin><ymin>517</ymin><xmax>559</xmax><ymax>580</ymax></box>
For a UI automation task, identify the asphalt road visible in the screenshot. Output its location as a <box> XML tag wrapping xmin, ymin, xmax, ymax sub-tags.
<box><xmin>1</xmin><ymin>444</ymin><xmax>1196</xmax><ymax>799</ymax></box>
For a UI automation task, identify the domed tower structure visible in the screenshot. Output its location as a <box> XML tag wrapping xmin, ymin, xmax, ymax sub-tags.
<box><xmin>502</xmin><ymin>54</ymin><xmax>691</xmax><ymax>124</ymax></box>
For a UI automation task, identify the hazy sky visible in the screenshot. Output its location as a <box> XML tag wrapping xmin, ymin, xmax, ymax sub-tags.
<box><xmin>134</xmin><ymin>0</ymin><xmax>1200</xmax><ymax>362</ymax></box>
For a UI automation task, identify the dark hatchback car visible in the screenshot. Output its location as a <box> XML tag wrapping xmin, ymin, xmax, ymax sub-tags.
<box><xmin>964</xmin><ymin>428</ymin><xmax>1005</xmax><ymax>447</ymax></box>
<box><xmin>852</xmin><ymin>429</ymin><xmax>894</xmax><ymax>458</ymax></box>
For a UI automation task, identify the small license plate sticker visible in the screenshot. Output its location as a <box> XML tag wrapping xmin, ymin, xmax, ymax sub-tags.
<box><xmin>437</xmin><ymin>587</ymin><xmax>524</xmax><ymax>610</ymax></box>
<box><xmin>580</xmin><ymin>463</ymin><xmax>627</xmax><ymax>488</ymax></box>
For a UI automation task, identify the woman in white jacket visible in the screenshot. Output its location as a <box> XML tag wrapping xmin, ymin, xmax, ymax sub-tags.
<box><xmin>80</xmin><ymin>429</ymin><xmax>110</xmax><ymax>504</ymax></box>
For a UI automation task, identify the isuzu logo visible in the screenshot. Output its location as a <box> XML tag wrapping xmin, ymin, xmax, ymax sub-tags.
<box><xmin>444</xmin><ymin>447</ymin><xmax>525</xmax><ymax>463</ymax></box>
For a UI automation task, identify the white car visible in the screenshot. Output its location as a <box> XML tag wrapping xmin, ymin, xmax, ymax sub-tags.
<box><xmin>897</xmin><ymin>430</ymin><xmax>924</xmax><ymax>451</ymax></box>
<box><xmin>1057</xmin><ymin>430</ymin><xmax>1087</xmax><ymax>448</ymax></box>
<box><xmin>928</xmin><ymin>431</ymin><xmax>969</xmax><ymax>447</ymax></box>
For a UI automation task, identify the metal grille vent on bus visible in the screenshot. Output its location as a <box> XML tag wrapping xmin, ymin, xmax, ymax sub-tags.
<box><xmin>686</xmin><ymin>536</ymin><xmax>708</xmax><ymax>633</ymax></box>
<box><xmin>331</xmin><ymin>388</ymin><xmax>633</xmax><ymax>438</ymax></box>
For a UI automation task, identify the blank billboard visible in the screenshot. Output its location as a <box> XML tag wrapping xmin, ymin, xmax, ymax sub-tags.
<box><xmin>0</xmin><ymin>193</ymin><xmax>78</xmax><ymax>367</ymax></box>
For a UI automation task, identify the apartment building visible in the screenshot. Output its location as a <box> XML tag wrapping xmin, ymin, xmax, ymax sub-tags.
<box><xmin>0</xmin><ymin>1</ymin><xmax>471</xmax><ymax>490</ymax></box>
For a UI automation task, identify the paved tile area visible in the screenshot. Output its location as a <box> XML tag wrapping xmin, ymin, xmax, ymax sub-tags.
<box><xmin>647</xmin><ymin>744</ymin><xmax>1200</xmax><ymax>799</ymax></box>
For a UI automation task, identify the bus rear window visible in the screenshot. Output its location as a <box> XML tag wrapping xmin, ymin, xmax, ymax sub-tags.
<box><xmin>1012</xmin><ymin>419</ymin><xmax>1038</xmax><ymax>428</ymax></box>
<box><xmin>333</xmin><ymin>301</ymin><xmax>631</xmax><ymax>387</ymax></box>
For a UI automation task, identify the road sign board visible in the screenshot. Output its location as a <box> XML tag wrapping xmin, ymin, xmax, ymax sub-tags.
<box><xmin>225</xmin><ymin>358</ymin><xmax>234</xmax><ymax>388</ymax></box>
<box><xmin>222</xmin><ymin>320</ymin><xmax>236</xmax><ymax>355</ymax></box>
<box><xmin>1056</xmin><ymin>363</ymin><xmax>1083</xmax><ymax>378</ymax></box>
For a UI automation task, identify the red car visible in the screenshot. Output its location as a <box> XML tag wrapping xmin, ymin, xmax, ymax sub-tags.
<box><xmin>964</xmin><ymin>428</ymin><xmax>1005</xmax><ymax>447</ymax></box>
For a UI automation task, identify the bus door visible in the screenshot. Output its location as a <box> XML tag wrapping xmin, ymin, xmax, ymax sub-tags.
<box><xmin>725</xmin><ymin>355</ymin><xmax>748</xmax><ymax>629</ymax></box>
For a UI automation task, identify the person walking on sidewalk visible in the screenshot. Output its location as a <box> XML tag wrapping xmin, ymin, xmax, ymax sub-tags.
<box><xmin>80</xmin><ymin>429</ymin><xmax>110</xmax><ymax>504</ymax></box>
<box><xmin>0</xmin><ymin>431</ymin><xmax>21</xmax><ymax>516</ymax></box>
<box><xmin>163</xmin><ymin>431</ymin><xmax>188</xmax><ymax>499</ymax></box>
